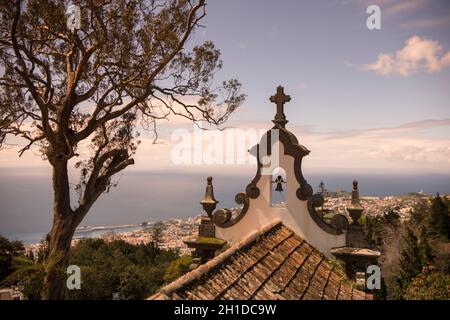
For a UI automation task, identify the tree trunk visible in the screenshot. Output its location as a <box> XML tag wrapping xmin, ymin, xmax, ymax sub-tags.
<box><xmin>43</xmin><ymin>158</ymin><xmax>76</xmax><ymax>300</ymax></box>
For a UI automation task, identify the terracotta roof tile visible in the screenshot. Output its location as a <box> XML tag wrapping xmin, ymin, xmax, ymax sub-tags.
<box><xmin>322</xmin><ymin>271</ymin><xmax>342</xmax><ymax>300</ymax></box>
<box><xmin>150</xmin><ymin>219</ymin><xmax>372</xmax><ymax>300</ymax></box>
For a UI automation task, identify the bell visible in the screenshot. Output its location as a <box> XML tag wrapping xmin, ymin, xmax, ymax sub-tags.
<box><xmin>272</xmin><ymin>175</ymin><xmax>285</xmax><ymax>192</ymax></box>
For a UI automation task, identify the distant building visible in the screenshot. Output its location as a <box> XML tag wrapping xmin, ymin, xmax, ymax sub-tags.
<box><xmin>0</xmin><ymin>288</ymin><xmax>22</xmax><ymax>300</ymax></box>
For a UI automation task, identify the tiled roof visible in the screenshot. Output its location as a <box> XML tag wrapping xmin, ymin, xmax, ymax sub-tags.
<box><xmin>150</xmin><ymin>219</ymin><xmax>372</xmax><ymax>300</ymax></box>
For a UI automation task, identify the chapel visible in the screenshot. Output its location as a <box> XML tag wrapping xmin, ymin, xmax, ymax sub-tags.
<box><xmin>150</xmin><ymin>86</ymin><xmax>380</xmax><ymax>300</ymax></box>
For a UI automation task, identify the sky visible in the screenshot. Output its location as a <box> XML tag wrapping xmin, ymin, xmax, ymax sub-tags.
<box><xmin>1</xmin><ymin>0</ymin><xmax>450</xmax><ymax>235</ymax></box>
<box><xmin>1</xmin><ymin>0</ymin><xmax>449</xmax><ymax>175</ymax></box>
<box><xmin>195</xmin><ymin>0</ymin><xmax>450</xmax><ymax>175</ymax></box>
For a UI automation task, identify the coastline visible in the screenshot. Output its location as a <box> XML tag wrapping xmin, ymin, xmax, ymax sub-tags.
<box><xmin>13</xmin><ymin>192</ymin><xmax>439</xmax><ymax>251</ymax></box>
<box><xmin>23</xmin><ymin>215</ymin><xmax>202</xmax><ymax>258</ymax></box>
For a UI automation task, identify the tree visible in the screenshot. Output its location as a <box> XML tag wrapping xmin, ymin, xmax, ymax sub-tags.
<box><xmin>151</xmin><ymin>224</ymin><xmax>164</xmax><ymax>250</ymax></box>
<box><xmin>317</xmin><ymin>181</ymin><xmax>326</xmax><ymax>195</ymax></box>
<box><xmin>66</xmin><ymin>237</ymin><xmax>177</xmax><ymax>299</ymax></box>
<box><xmin>118</xmin><ymin>265</ymin><xmax>149</xmax><ymax>300</ymax></box>
<box><xmin>383</xmin><ymin>208</ymin><xmax>401</xmax><ymax>228</ymax></box>
<box><xmin>0</xmin><ymin>0</ymin><xmax>244</xmax><ymax>299</ymax></box>
<box><xmin>364</xmin><ymin>208</ymin><xmax>401</xmax><ymax>247</ymax></box>
<box><xmin>429</xmin><ymin>194</ymin><xmax>450</xmax><ymax>240</ymax></box>
<box><xmin>397</xmin><ymin>227</ymin><xmax>433</xmax><ymax>296</ymax></box>
<box><xmin>0</xmin><ymin>235</ymin><xmax>25</xmax><ymax>283</ymax></box>
<box><xmin>418</xmin><ymin>227</ymin><xmax>433</xmax><ymax>264</ymax></box>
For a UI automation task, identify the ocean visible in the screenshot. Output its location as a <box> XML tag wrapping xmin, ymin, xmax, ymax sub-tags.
<box><xmin>9</xmin><ymin>225</ymin><xmax>144</xmax><ymax>246</ymax></box>
<box><xmin>1</xmin><ymin>169</ymin><xmax>449</xmax><ymax>244</ymax></box>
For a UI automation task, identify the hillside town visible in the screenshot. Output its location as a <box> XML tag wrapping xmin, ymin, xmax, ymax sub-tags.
<box><xmin>23</xmin><ymin>193</ymin><xmax>437</xmax><ymax>258</ymax></box>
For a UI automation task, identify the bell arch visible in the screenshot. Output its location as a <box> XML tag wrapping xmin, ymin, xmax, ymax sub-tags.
<box><xmin>271</xmin><ymin>167</ymin><xmax>287</xmax><ymax>206</ymax></box>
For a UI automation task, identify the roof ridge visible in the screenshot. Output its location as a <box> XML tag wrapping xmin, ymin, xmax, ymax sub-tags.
<box><xmin>150</xmin><ymin>218</ymin><xmax>371</xmax><ymax>300</ymax></box>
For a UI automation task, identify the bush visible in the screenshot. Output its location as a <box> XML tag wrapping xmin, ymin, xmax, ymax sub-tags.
<box><xmin>404</xmin><ymin>266</ymin><xmax>450</xmax><ymax>300</ymax></box>
<box><xmin>2</xmin><ymin>263</ymin><xmax>46</xmax><ymax>300</ymax></box>
<box><xmin>0</xmin><ymin>235</ymin><xmax>25</xmax><ymax>282</ymax></box>
<box><xmin>64</xmin><ymin>238</ymin><xmax>180</xmax><ymax>299</ymax></box>
<box><xmin>163</xmin><ymin>255</ymin><xmax>193</xmax><ymax>283</ymax></box>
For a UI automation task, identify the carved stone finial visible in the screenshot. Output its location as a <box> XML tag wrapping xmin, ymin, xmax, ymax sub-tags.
<box><xmin>331</xmin><ymin>180</ymin><xmax>381</xmax><ymax>286</ymax></box>
<box><xmin>184</xmin><ymin>177</ymin><xmax>226</xmax><ymax>266</ymax></box>
<box><xmin>200</xmin><ymin>176</ymin><xmax>219</xmax><ymax>218</ymax></box>
<box><xmin>346</xmin><ymin>180</ymin><xmax>368</xmax><ymax>247</ymax></box>
<box><xmin>347</xmin><ymin>179</ymin><xmax>364</xmax><ymax>224</ymax></box>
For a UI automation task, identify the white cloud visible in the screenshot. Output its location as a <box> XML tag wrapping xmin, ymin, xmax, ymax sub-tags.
<box><xmin>340</xmin><ymin>0</ymin><xmax>426</xmax><ymax>15</ymax></box>
<box><xmin>2</xmin><ymin>117</ymin><xmax>449</xmax><ymax>176</ymax></box>
<box><xmin>289</xmin><ymin>119</ymin><xmax>450</xmax><ymax>174</ymax></box>
<box><xmin>383</xmin><ymin>0</ymin><xmax>426</xmax><ymax>16</ymax></box>
<box><xmin>400</xmin><ymin>15</ymin><xmax>450</xmax><ymax>29</ymax></box>
<box><xmin>363</xmin><ymin>36</ymin><xmax>450</xmax><ymax>76</ymax></box>
<box><xmin>366</xmin><ymin>144</ymin><xmax>450</xmax><ymax>163</ymax></box>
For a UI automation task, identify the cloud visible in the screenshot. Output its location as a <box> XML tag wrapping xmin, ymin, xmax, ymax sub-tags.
<box><xmin>287</xmin><ymin>119</ymin><xmax>450</xmax><ymax>174</ymax></box>
<box><xmin>341</xmin><ymin>0</ymin><xmax>447</xmax><ymax>30</ymax></box>
<box><xmin>400</xmin><ymin>15</ymin><xmax>450</xmax><ymax>29</ymax></box>
<box><xmin>397</xmin><ymin>119</ymin><xmax>450</xmax><ymax>130</ymax></box>
<box><xmin>2</xmin><ymin>116</ymin><xmax>449</xmax><ymax>175</ymax></box>
<box><xmin>344</xmin><ymin>60</ymin><xmax>357</xmax><ymax>68</ymax></box>
<box><xmin>238</xmin><ymin>41</ymin><xmax>248</xmax><ymax>50</ymax></box>
<box><xmin>366</xmin><ymin>144</ymin><xmax>450</xmax><ymax>163</ymax></box>
<box><xmin>363</xmin><ymin>36</ymin><xmax>450</xmax><ymax>76</ymax></box>
<box><xmin>321</xmin><ymin>119</ymin><xmax>450</xmax><ymax>139</ymax></box>
<box><xmin>383</xmin><ymin>0</ymin><xmax>426</xmax><ymax>16</ymax></box>
<box><xmin>340</xmin><ymin>0</ymin><xmax>426</xmax><ymax>15</ymax></box>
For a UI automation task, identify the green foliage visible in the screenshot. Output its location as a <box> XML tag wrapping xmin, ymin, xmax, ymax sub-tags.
<box><xmin>64</xmin><ymin>266</ymin><xmax>105</xmax><ymax>300</ymax></box>
<box><xmin>409</xmin><ymin>198</ymin><xmax>430</xmax><ymax>227</ymax></box>
<box><xmin>364</xmin><ymin>208</ymin><xmax>401</xmax><ymax>247</ymax></box>
<box><xmin>429</xmin><ymin>195</ymin><xmax>450</xmax><ymax>240</ymax></box>
<box><xmin>64</xmin><ymin>238</ymin><xmax>179</xmax><ymax>300</ymax></box>
<box><xmin>0</xmin><ymin>235</ymin><xmax>25</xmax><ymax>283</ymax></box>
<box><xmin>196</xmin><ymin>237</ymin><xmax>226</xmax><ymax>245</ymax></box>
<box><xmin>352</xmin><ymin>199</ymin><xmax>449</xmax><ymax>300</ymax></box>
<box><xmin>397</xmin><ymin>227</ymin><xmax>433</xmax><ymax>296</ymax></box>
<box><xmin>0</xmin><ymin>235</ymin><xmax>47</xmax><ymax>300</ymax></box>
<box><xmin>118</xmin><ymin>265</ymin><xmax>150</xmax><ymax>300</ymax></box>
<box><xmin>2</xmin><ymin>263</ymin><xmax>46</xmax><ymax>300</ymax></box>
<box><xmin>404</xmin><ymin>266</ymin><xmax>450</xmax><ymax>300</ymax></box>
<box><xmin>373</xmin><ymin>278</ymin><xmax>388</xmax><ymax>300</ymax></box>
<box><xmin>143</xmin><ymin>223</ymin><xmax>166</xmax><ymax>251</ymax></box>
<box><xmin>418</xmin><ymin>227</ymin><xmax>434</xmax><ymax>264</ymax></box>
<box><xmin>383</xmin><ymin>208</ymin><xmax>401</xmax><ymax>227</ymax></box>
<box><xmin>151</xmin><ymin>226</ymin><xmax>164</xmax><ymax>249</ymax></box>
<box><xmin>163</xmin><ymin>255</ymin><xmax>192</xmax><ymax>283</ymax></box>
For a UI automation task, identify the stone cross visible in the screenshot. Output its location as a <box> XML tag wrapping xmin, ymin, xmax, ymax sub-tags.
<box><xmin>269</xmin><ymin>85</ymin><xmax>291</xmax><ymax>127</ymax></box>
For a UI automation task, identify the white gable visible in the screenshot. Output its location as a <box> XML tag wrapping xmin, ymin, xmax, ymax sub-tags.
<box><xmin>209</xmin><ymin>86</ymin><xmax>352</xmax><ymax>257</ymax></box>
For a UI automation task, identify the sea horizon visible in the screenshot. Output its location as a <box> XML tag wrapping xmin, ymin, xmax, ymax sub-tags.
<box><xmin>1</xmin><ymin>169</ymin><xmax>449</xmax><ymax>242</ymax></box>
